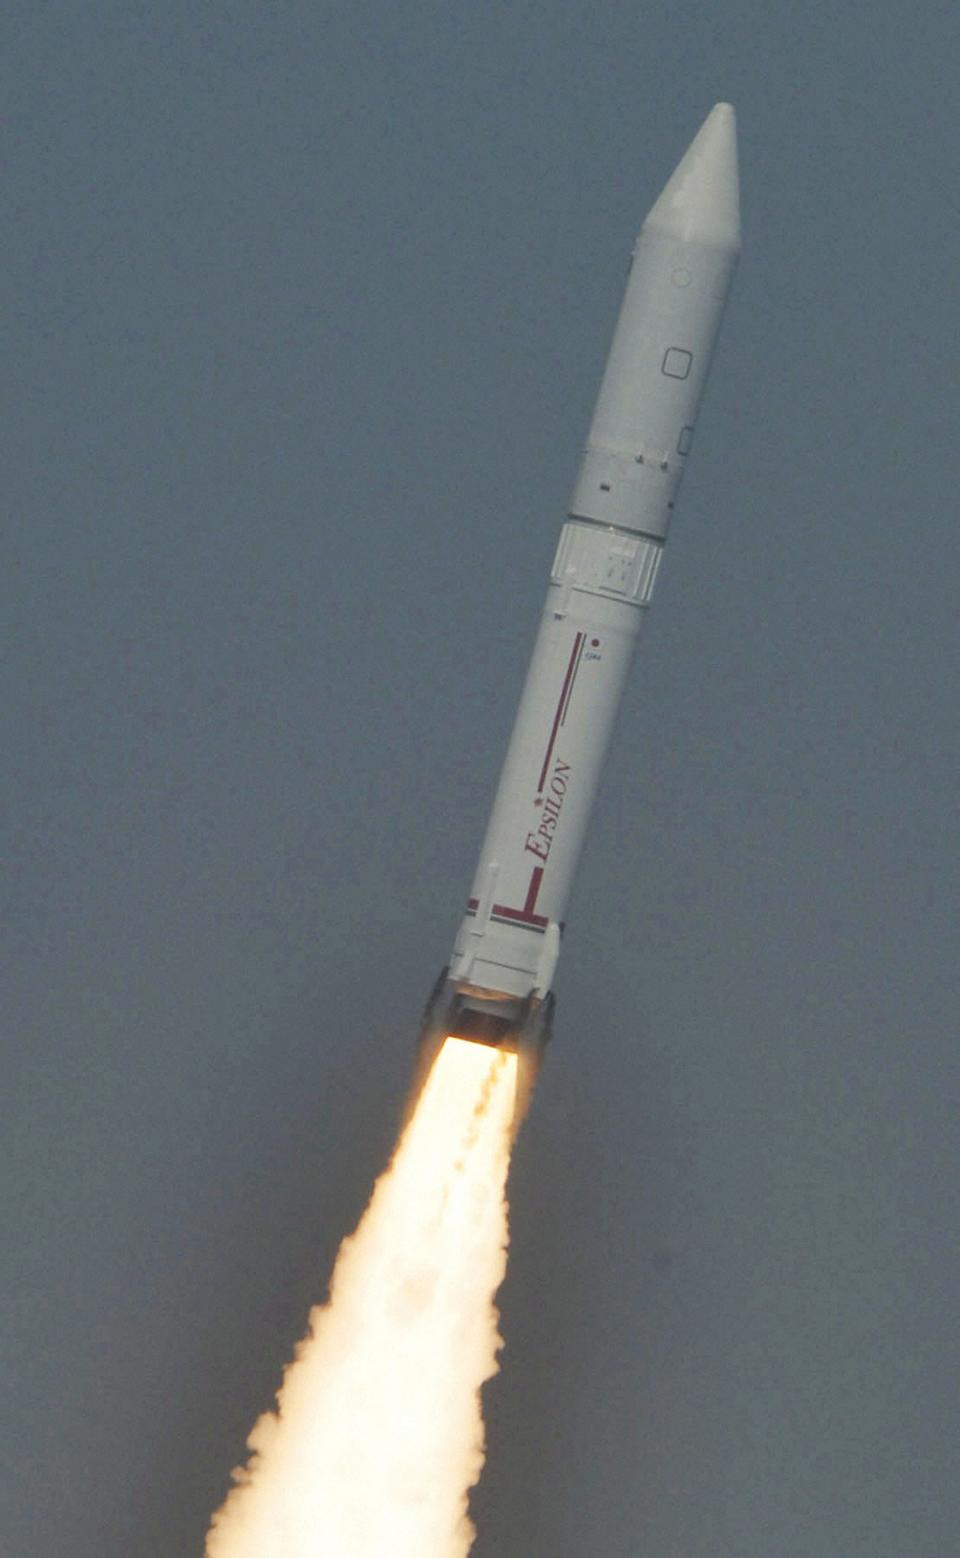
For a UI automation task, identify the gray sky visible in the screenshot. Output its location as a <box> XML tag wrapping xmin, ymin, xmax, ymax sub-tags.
<box><xmin>4</xmin><ymin>2</ymin><xmax>958</xmax><ymax>1554</ymax></box>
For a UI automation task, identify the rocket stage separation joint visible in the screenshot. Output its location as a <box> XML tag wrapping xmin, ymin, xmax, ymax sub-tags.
<box><xmin>414</xmin><ymin>103</ymin><xmax>741</xmax><ymax>1130</ymax></box>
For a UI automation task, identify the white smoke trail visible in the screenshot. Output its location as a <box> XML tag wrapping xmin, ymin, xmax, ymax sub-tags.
<box><xmin>206</xmin><ymin>1038</ymin><xmax>517</xmax><ymax>1558</ymax></box>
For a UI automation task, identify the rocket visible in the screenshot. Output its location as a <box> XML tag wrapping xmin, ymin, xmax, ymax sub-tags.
<box><xmin>415</xmin><ymin>103</ymin><xmax>742</xmax><ymax>1127</ymax></box>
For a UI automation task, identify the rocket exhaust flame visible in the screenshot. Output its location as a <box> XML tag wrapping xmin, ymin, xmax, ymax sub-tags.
<box><xmin>205</xmin><ymin>1038</ymin><xmax>517</xmax><ymax>1558</ymax></box>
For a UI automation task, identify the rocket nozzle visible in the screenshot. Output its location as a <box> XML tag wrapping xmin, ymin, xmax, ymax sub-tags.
<box><xmin>411</xmin><ymin>968</ymin><xmax>553</xmax><ymax>1137</ymax></box>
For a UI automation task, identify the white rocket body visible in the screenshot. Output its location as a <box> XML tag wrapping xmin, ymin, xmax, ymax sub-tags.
<box><xmin>417</xmin><ymin>104</ymin><xmax>741</xmax><ymax>1125</ymax></box>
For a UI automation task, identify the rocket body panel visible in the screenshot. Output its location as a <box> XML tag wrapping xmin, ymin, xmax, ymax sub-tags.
<box><xmin>569</xmin><ymin>229</ymin><xmax>736</xmax><ymax>540</ymax></box>
<box><xmin>451</xmin><ymin>521</ymin><xmax>656</xmax><ymax>1000</ymax></box>
<box><xmin>416</xmin><ymin>104</ymin><xmax>741</xmax><ymax>1125</ymax></box>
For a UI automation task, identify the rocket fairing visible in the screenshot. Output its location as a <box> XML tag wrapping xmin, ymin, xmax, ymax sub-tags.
<box><xmin>416</xmin><ymin>104</ymin><xmax>741</xmax><ymax>1128</ymax></box>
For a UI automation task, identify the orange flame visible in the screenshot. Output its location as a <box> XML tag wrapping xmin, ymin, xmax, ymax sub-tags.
<box><xmin>206</xmin><ymin>1039</ymin><xmax>516</xmax><ymax>1557</ymax></box>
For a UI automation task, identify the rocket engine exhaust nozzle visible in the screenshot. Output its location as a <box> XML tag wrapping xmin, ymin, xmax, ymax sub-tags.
<box><xmin>410</xmin><ymin>968</ymin><xmax>553</xmax><ymax>1138</ymax></box>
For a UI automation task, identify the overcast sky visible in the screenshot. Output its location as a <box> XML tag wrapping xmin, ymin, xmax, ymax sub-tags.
<box><xmin>4</xmin><ymin>2</ymin><xmax>959</xmax><ymax>1554</ymax></box>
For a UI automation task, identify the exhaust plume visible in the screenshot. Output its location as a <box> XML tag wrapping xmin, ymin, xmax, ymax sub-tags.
<box><xmin>206</xmin><ymin>1038</ymin><xmax>517</xmax><ymax>1557</ymax></box>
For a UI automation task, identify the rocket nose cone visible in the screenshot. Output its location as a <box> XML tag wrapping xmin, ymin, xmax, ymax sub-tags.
<box><xmin>643</xmin><ymin>102</ymin><xmax>741</xmax><ymax>252</ymax></box>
